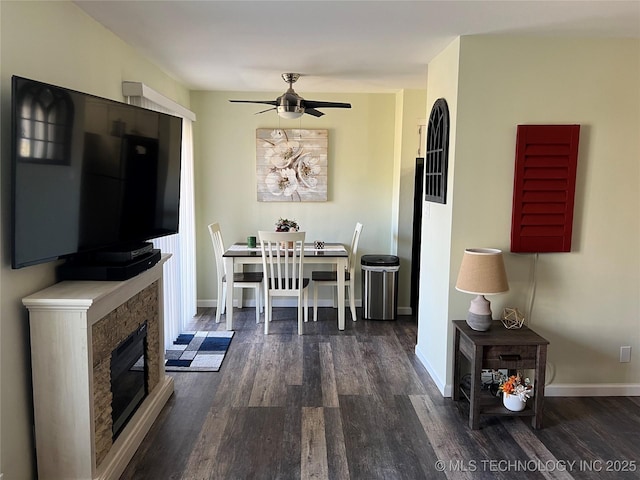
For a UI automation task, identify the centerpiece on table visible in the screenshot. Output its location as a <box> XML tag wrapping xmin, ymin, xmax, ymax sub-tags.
<box><xmin>275</xmin><ymin>218</ymin><xmax>299</xmax><ymax>249</ymax></box>
<box><xmin>275</xmin><ymin>218</ymin><xmax>299</xmax><ymax>232</ymax></box>
<box><xmin>498</xmin><ymin>371</ymin><xmax>533</xmax><ymax>411</ymax></box>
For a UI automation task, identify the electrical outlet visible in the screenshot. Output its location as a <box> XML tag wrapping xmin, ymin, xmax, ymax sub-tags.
<box><xmin>620</xmin><ymin>346</ymin><xmax>632</xmax><ymax>363</ymax></box>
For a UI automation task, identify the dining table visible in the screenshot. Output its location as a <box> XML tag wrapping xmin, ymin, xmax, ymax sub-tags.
<box><xmin>222</xmin><ymin>242</ymin><xmax>349</xmax><ymax>331</ymax></box>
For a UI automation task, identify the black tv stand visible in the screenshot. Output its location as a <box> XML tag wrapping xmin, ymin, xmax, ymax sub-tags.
<box><xmin>94</xmin><ymin>242</ymin><xmax>155</xmax><ymax>263</ymax></box>
<box><xmin>58</xmin><ymin>249</ymin><xmax>162</xmax><ymax>281</ymax></box>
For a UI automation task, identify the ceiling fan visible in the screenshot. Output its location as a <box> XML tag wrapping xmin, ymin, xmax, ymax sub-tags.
<box><xmin>229</xmin><ymin>73</ymin><xmax>352</xmax><ymax>119</ymax></box>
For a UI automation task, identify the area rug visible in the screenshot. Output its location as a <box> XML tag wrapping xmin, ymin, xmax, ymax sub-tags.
<box><xmin>164</xmin><ymin>331</ymin><xmax>234</xmax><ymax>372</ymax></box>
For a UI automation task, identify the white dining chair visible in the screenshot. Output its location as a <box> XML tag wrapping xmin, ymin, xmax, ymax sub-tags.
<box><xmin>312</xmin><ymin>222</ymin><xmax>363</xmax><ymax>322</ymax></box>
<box><xmin>258</xmin><ymin>231</ymin><xmax>309</xmax><ymax>335</ymax></box>
<box><xmin>208</xmin><ymin>223</ymin><xmax>263</xmax><ymax>324</ymax></box>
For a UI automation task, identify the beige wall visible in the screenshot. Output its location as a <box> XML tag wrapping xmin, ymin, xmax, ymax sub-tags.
<box><xmin>417</xmin><ymin>35</ymin><xmax>640</xmax><ymax>395</ymax></box>
<box><xmin>191</xmin><ymin>90</ymin><xmax>420</xmax><ymax>309</ymax></box>
<box><xmin>0</xmin><ymin>2</ymin><xmax>190</xmax><ymax>477</ymax></box>
<box><xmin>416</xmin><ymin>38</ymin><xmax>461</xmax><ymax>389</ymax></box>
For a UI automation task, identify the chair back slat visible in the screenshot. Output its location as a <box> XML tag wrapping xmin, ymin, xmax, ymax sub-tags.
<box><xmin>258</xmin><ymin>231</ymin><xmax>305</xmax><ymax>292</ymax></box>
<box><xmin>208</xmin><ymin>222</ymin><xmax>226</xmax><ymax>278</ymax></box>
<box><xmin>347</xmin><ymin>222</ymin><xmax>364</xmax><ymax>274</ymax></box>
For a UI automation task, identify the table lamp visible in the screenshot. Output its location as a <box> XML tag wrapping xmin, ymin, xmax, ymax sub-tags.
<box><xmin>455</xmin><ymin>248</ymin><xmax>509</xmax><ymax>331</ymax></box>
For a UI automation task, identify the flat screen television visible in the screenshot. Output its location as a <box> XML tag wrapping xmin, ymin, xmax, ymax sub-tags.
<box><xmin>11</xmin><ymin>75</ymin><xmax>183</xmax><ymax>270</ymax></box>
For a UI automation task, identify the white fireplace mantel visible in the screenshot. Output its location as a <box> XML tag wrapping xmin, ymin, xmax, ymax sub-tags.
<box><xmin>23</xmin><ymin>255</ymin><xmax>174</xmax><ymax>480</ymax></box>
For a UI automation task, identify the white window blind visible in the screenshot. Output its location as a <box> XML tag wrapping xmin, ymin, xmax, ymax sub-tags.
<box><xmin>123</xmin><ymin>82</ymin><xmax>197</xmax><ymax>350</ymax></box>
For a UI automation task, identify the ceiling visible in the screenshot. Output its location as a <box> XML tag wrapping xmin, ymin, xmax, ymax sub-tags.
<box><xmin>74</xmin><ymin>1</ymin><xmax>640</xmax><ymax>94</ymax></box>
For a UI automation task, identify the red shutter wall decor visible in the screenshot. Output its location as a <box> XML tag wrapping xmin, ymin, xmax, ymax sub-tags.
<box><xmin>510</xmin><ymin>124</ymin><xmax>580</xmax><ymax>253</ymax></box>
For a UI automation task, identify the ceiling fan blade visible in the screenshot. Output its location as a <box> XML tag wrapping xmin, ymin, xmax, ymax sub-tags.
<box><xmin>304</xmin><ymin>100</ymin><xmax>352</xmax><ymax>109</ymax></box>
<box><xmin>255</xmin><ymin>107</ymin><xmax>276</xmax><ymax>115</ymax></box>
<box><xmin>304</xmin><ymin>108</ymin><xmax>324</xmax><ymax>117</ymax></box>
<box><xmin>229</xmin><ymin>100</ymin><xmax>277</xmax><ymax>106</ymax></box>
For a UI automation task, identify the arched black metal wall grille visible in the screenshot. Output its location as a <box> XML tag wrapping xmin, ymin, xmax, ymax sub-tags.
<box><xmin>424</xmin><ymin>98</ymin><xmax>449</xmax><ymax>204</ymax></box>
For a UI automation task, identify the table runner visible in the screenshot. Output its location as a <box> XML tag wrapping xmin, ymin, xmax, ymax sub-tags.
<box><xmin>227</xmin><ymin>244</ymin><xmax>346</xmax><ymax>253</ymax></box>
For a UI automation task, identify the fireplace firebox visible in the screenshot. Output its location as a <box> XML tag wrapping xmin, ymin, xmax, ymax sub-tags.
<box><xmin>110</xmin><ymin>322</ymin><xmax>148</xmax><ymax>440</ymax></box>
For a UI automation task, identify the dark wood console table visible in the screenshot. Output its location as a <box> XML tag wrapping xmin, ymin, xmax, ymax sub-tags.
<box><xmin>452</xmin><ymin>320</ymin><xmax>549</xmax><ymax>430</ymax></box>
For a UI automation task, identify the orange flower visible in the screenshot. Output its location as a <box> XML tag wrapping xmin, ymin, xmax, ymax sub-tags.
<box><xmin>499</xmin><ymin>375</ymin><xmax>517</xmax><ymax>395</ymax></box>
<box><xmin>498</xmin><ymin>372</ymin><xmax>532</xmax><ymax>400</ymax></box>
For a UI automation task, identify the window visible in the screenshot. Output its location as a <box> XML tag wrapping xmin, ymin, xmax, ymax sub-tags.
<box><xmin>17</xmin><ymin>84</ymin><xmax>73</xmax><ymax>165</ymax></box>
<box><xmin>424</xmin><ymin>98</ymin><xmax>449</xmax><ymax>204</ymax></box>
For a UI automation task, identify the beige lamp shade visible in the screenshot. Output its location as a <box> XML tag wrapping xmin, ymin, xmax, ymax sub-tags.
<box><xmin>455</xmin><ymin>248</ymin><xmax>509</xmax><ymax>295</ymax></box>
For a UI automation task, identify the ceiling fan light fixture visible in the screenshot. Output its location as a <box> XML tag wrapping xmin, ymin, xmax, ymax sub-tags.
<box><xmin>230</xmin><ymin>73</ymin><xmax>350</xmax><ymax>118</ymax></box>
<box><xmin>277</xmin><ymin>105</ymin><xmax>304</xmax><ymax>119</ymax></box>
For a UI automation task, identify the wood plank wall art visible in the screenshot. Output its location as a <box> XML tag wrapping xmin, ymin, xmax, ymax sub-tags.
<box><xmin>256</xmin><ymin>129</ymin><xmax>328</xmax><ymax>202</ymax></box>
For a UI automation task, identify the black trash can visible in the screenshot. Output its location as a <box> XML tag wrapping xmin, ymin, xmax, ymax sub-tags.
<box><xmin>361</xmin><ymin>254</ymin><xmax>400</xmax><ymax>320</ymax></box>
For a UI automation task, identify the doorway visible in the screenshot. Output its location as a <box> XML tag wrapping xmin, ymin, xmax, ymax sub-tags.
<box><xmin>410</xmin><ymin>157</ymin><xmax>424</xmax><ymax>314</ymax></box>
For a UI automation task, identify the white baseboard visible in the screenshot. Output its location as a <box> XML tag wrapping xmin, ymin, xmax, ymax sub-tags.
<box><xmin>545</xmin><ymin>383</ymin><xmax>640</xmax><ymax>397</ymax></box>
<box><xmin>415</xmin><ymin>343</ymin><xmax>450</xmax><ymax>397</ymax></box>
<box><xmin>412</xmin><ymin>331</ymin><xmax>640</xmax><ymax>399</ymax></box>
<box><xmin>197</xmin><ymin>299</ymin><xmax>413</xmax><ymax>315</ymax></box>
<box><xmin>411</xmin><ymin>351</ymin><xmax>640</xmax><ymax>399</ymax></box>
<box><xmin>197</xmin><ymin>298</ymin><xmax>355</xmax><ymax>308</ymax></box>
<box><xmin>433</xmin><ymin>382</ymin><xmax>640</xmax><ymax>399</ymax></box>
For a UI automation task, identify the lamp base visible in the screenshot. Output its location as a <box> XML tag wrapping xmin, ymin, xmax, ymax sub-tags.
<box><xmin>466</xmin><ymin>312</ymin><xmax>493</xmax><ymax>331</ymax></box>
<box><xmin>466</xmin><ymin>295</ymin><xmax>493</xmax><ymax>331</ymax></box>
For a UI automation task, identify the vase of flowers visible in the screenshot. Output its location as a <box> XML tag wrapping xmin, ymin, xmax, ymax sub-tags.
<box><xmin>275</xmin><ymin>218</ymin><xmax>299</xmax><ymax>249</ymax></box>
<box><xmin>498</xmin><ymin>371</ymin><xmax>533</xmax><ymax>412</ymax></box>
<box><xmin>275</xmin><ymin>218</ymin><xmax>299</xmax><ymax>232</ymax></box>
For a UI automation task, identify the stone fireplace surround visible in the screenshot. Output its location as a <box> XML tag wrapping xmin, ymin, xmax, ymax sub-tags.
<box><xmin>23</xmin><ymin>255</ymin><xmax>174</xmax><ymax>480</ymax></box>
<box><xmin>92</xmin><ymin>281</ymin><xmax>160</xmax><ymax>466</ymax></box>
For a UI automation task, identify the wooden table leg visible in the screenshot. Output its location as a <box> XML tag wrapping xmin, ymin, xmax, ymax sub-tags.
<box><xmin>223</xmin><ymin>256</ymin><xmax>235</xmax><ymax>330</ymax></box>
<box><xmin>453</xmin><ymin>330</ymin><xmax>461</xmax><ymax>402</ymax></box>
<box><xmin>532</xmin><ymin>344</ymin><xmax>547</xmax><ymax>429</ymax></box>
<box><xmin>469</xmin><ymin>345</ymin><xmax>483</xmax><ymax>430</ymax></box>
<box><xmin>336</xmin><ymin>257</ymin><xmax>346</xmax><ymax>330</ymax></box>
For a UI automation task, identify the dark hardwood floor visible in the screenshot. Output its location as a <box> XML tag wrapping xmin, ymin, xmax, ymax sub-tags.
<box><xmin>121</xmin><ymin>307</ymin><xmax>640</xmax><ymax>479</ymax></box>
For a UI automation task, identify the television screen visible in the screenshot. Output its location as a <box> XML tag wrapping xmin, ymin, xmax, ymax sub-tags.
<box><xmin>11</xmin><ymin>76</ymin><xmax>183</xmax><ymax>269</ymax></box>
